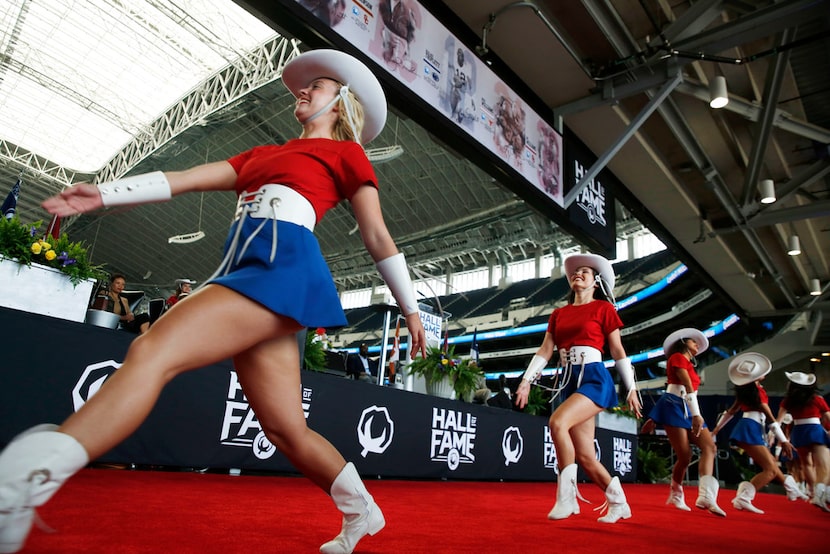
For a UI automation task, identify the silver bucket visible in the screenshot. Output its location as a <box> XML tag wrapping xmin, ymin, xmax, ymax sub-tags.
<box><xmin>85</xmin><ymin>309</ymin><xmax>120</xmax><ymax>329</ymax></box>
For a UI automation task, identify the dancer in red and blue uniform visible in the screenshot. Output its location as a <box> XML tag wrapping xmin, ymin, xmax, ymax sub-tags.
<box><xmin>777</xmin><ymin>371</ymin><xmax>830</xmax><ymax>512</ymax></box>
<box><xmin>648</xmin><ymin>328</ymin><xmax>724</xmax><ymax>515</ymax></box>
<box><xmin>514</xmin><ymin>253</ymin><xmax>641</xmax><ymax>524</ymax></box>
<box><xmin>712</xmin><ymin>353</ymin><xmax>807</xmax><ymax>513</ymax></box>
<box><xmin>0</xmin><ymin>49</ymin><xmax>427</xmax><ymax>554</ymax></box>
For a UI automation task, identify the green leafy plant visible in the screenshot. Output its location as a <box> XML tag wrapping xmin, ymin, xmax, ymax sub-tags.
<box><xmin>303</xmin><ymin>330</ymin><xmax>327</xmax><ymax>371</ymax></box>
<box><xmin>407</xmin><ymin>344</ymin><xmax>484</xmax><ymax>400</ymax></box>
<box><xmin>637</xmin><ymin>446</ymin><xmax>670</xmax><ymax>483</ymax></box>
<box><xmin>523</xmin><ymin>384</ymin><xmax>550</xmax><ymax>416</ymax></box>
<box><xmin>0</xmin><ymin>216</ymin><xmax>106</xmax><ymax>285</ymax></box>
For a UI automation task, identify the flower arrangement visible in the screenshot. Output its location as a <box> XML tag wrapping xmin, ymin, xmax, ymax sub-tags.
<box><xmin>407</xmin><ymin>344</ymin><xmax>484</xmax><ymax>400</ymax></box>
<box><xmin>606</xmin><ymin>401</ymin><xmax>640</xmax><ymax>420</ymax></box>
<box><xmin>0</xmin><ymin>216</ymin><xmax>107</xmax><ymax>285</ymax></box>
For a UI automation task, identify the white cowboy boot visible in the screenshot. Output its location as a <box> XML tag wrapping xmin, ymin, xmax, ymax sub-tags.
<box><xmin>732</xmin><ymin>481</ymin><xmax>764</xmax><ymax>514</ymax></box>
<box><xmin>666</xmin><ymin>480</ymin><xmax>691</xmax><ymax>511</ymax></box>
<box><xmin>319</xmin><ymin>462</ymin><xmax>384</xmax><ymax>554</ymax></box>
<box><xmin>811</xmin><ymin>483</ymin><xmax>830</xmax><ymax>512</ymax></box>
<box><xmin>0</xmin><ymin>425</ymin><xmax>89</xmax><ymax>553</ymax></box>
<box><xmin>596</xmin><ymin>476</ymin><xmax>632</xmax><ymax>523</ymax></box>
<box><xmin>783</xmin><ymin>475</ymin><xmax>808</xmax><ymax>501</ymax></box>
<box><xmin>547</xmin><ymin>463</ymin><xmax>580</xmax><ymax>520</ymax></box>
<box><xmin>695</xmin><ymin>475</ymin><xmax>726</xmax><ymax>516</ymax></box>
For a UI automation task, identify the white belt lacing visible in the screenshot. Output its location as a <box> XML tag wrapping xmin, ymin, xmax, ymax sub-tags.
<box><xmin>564</xmin><ymin>346</ymin><xmax>603</xmax><ymax>365</ymax></box>
<box><xmin>205</xmin><ymin>185</ymin><xmax>316</xmax><ymax>283</ymax></box>
<box><xmin>794</xmin><ymin>417</ymin><xmax>820</xmax><ymax>425</ymax></box>
<box><xmin>742</xmin><ymin>411</ymin><xmax>765</xmax><ymax>425</ymax></box>
<box><xmin>543</xmin><ymin>346</ymin><xmax>604</xmax><ymax>404</ymax></box>
<box><xmin>666</xmin><ymin>384</ymin><xmax>687</xmax><ymax>398</ymax></box>
<box><xmin>665</xmin><ymin>384</ymin><xmax>692</xmax><ymax>418</ymax></box>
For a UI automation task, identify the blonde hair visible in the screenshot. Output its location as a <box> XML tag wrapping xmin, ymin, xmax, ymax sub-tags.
<box><xmin>333</xmin><ymin>87</ymin><xmax>365</xmax><ymax>143</ymax></box>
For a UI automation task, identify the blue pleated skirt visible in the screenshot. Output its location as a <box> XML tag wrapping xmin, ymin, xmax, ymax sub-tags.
<box><xmin>790</xmin><ymin>423</ymin><xmax>830</xmax><ymax>448</ymax></box>
<box><xmin>207</xmin><ymin>217</ymin><xmax>347</xmax><ymax>328</ymax></box>
<box><xmin>729</xmin><ymin>418</ymin><xmax>765</xmax><ymax>446</ymax></box>
<box><xmin>649</xmin><ymin>393</ymin><xmax>691</xmax><ymax>429</ymax></box>
<box><xmin>564</xmin><ymin>361</ymin><xmax>617</xmax><ymax>409</ymax></box>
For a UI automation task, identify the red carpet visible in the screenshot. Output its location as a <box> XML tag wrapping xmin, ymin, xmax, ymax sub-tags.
<box><xmin>22</xmin><ymin>468</ymin><xmax>827</xmax><ymax>553</ymax></box>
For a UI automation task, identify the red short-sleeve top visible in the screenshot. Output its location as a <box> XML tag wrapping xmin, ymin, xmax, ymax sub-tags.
<box><xmin>546</xmin><ymin>300</ymin><xmax>623</xmax><ymax>353</ymax></box>
<box><xmin>227</xmin><ymin>138</ymin><xmax>378</xmax><ymax>223</ymax></box>
<box><xmin>666</xmin><ymin>352</ymin><xmax>701</xmax><ymax>392</ymax></box>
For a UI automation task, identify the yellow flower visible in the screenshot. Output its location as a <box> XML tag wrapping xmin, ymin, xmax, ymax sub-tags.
<box><xmin>31</xmin><ymin>242</ymin><xmax>42</xmax><ymax>254</ymax></box>
<box><xmin>41</xmin><ymin>241</ymin><xmax>52</xmax><ymax>251</ymax></box>
<box><xmin>44</xmin><ymin>250</ymin><xmax>57</xmax><ymax>261</ymax></box>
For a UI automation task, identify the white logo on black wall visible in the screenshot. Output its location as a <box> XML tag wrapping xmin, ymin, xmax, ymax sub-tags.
<box><xmin>573</xmin><ymin>160</ymin><xmax>607</xmax><ymax>226</ymax></box>
<box><xmin>430</xmin><ymin>407</ymin><xmax>476</xmax><ymax>470</ymax></box>
<box><xmin>502</xmin><ymin>427</ymin><xmax>523</xmax><ymax>466</ymax></box>
<box><xmin>543</xmin><ymin>426</ymin><xmax>558</xmax><ymax>472</ymax></box>
<box><xmin>543</xmin><ymin>426</ymin><xmax>601</xmax><ymax>473</ymax></box>
<box><xmin>219</xmin><ymin>371</ymin><xmax>312</xmax><ymax>459</ymax></box>
<box><xmin>72</xmin><ymin>360</ymin><xmax>122</xmax><ymax>411</ymax></box>
<box><xmin>612</xmin><ymin>436</ymin><xmax>633</xmax><ymax>476</ymax></box>
<box><xmin>357</xmin><ymin>405</ymin><xmax>395</xmax><ymax>457</ymax></box>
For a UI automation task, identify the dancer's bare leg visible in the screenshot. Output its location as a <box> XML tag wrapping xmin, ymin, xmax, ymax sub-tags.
<box><xmin>233</xmin><ymin>334</ymin><xmax>345</xmax><ymax>491</ymax></box>
<box><xmin>664</xmin><ymin>425</ymin><xmax>692</xmax><ymax>484</ymax></box>
<box><xmin>548</xmin><ymin>393</ymin><xmax>598</xmax><ymax>468</ymax></box>
<box><xmin>59</xmin><ymin>285</ymin><xmax>298</xmax><ymax>459</ymax></box>
<box><xmin>570</xmin><ymin>408</ymin><xmax>610</xmax><ymax>489</ymax></box>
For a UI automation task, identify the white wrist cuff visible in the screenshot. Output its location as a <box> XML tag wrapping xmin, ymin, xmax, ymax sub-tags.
<box><xmin>615</xmin><ymin>357</ymin><xmax>636</xmax><ymax>392</ymax></box>
<box><xmin>770</xmin><ymin>421</ymin><xmax>788</xmax><ymax>443</ymax></box>
<box><xmin>376</xmin><ymin>253</ymin><xmax>419</xmax><ymax>316</ymax></box>
<box><xmin>99</xmin><ymin>171</ymin><xmax>172</xmax><ymax>207</ymax></box>
<box><xmin>522</xmin><ymin>354</ymin><xmax>548</xmax><ymax>382</ymax></box>
<box><xmin>685</xmin><ymin>391</ymin><xmax>701</xmax><ymax>417</ymax></box>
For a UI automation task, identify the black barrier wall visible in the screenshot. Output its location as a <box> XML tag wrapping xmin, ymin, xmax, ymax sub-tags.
<box><xmin>0</xmin><ymin>307</ymin><xmax>637</xmax><ymax>482</ymax></box>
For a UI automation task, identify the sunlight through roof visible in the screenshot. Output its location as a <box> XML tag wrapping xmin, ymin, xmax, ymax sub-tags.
<box><xmin>0</xmin><ymin>0</ymin><xmax>277</xmax><ymax>172</ymax></box>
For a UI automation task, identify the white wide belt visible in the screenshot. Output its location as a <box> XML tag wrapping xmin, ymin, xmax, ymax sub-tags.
<box><xmin>563</xmin><ymin>346</ymin><xmax>602</xmax><ymax>365</ymax></box>
<box><xmin>235</xmin><ymin>184</ymin><xmax>316</xmax><ymax>231</ymax></box>
<box><xmin>666</xmin><ymin>384</ymin><xmax>687</xmax><ymax>397</ymax></box>
<box><xmin>742</xmin><ymin>411</ymin><xmax>765</xmax><ymax>425</ymax></box>
<box><xmin>794</xmin><ymin>417</ymin><xmax>820</xmax><ymax>425</ymax></box>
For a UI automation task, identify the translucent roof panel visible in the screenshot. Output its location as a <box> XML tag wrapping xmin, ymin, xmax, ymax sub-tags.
<box><xmin>0</xmin><ymin>0</ymin><xmax>277</xmax><ymax>172</ymax></box>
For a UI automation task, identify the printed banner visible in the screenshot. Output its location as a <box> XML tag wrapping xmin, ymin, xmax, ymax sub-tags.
<box><xmin>294</xmin><ymin>0</ymin><xmax>564</xmax><ymax>206</ymax></box>
<box><xmin>0</xmin><ymin>307</ymin><xmax>637</xmax><ymax>482</ymax></box>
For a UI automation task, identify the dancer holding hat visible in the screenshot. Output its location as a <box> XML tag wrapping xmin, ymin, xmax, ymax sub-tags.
<box><xmin>515</xmin><ymin>253</ymin><xmax>641</xmax><ymax>524</ymax></box>
<box><xmin>0</xmin><ymin>49</ymin><xmax>426</xmax><ymax>553</ymax></box>
<box><xmin>776</xmin><ymin>371</ymin><xmax>830</xmax><ymax>511</ymax></box>
<box><xmin>648</xmin><ymin>328</ymin><xmax>725</xmax><ymax>515</ymax></box>
<box><xmin>711</xmin><ymin>353</ymin><xmax>807</xmax><ymax>513</ymax></box>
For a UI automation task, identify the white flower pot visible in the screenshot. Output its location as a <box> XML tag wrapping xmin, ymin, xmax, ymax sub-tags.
<box><xmin>426</xmin><ymin>374</ymin><xmax>456</xmax><ymax>399</ymax></box>
<box><xmin>0</xmin><ymin>258</ymin><xmax>95</xmax><ymax>323</ymax></box>
<box><xmin>596</xmin><ymin>410</ymin><xmax>638</xmax><ymax>434</ymax></box>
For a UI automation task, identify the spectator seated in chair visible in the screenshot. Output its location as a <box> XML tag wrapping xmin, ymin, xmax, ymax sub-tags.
<box><xmin>346</xmin><ymin>343</ymin><xmax>378</xmax><ymax>382</ymax></box>
<box><xmin>106</xmin><ymin>273</ymin><xmax>150</xmax><ymax>334</ymax></box>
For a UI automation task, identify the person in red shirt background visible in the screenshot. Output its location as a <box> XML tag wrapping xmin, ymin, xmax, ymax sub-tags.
<box><xmin>514</xmin><ymin>253</ymin><xmax>641</xmax><ymax>524</ymax></box>
<box><xmin>712</xmin><ymin>353</ymin><xmax>807</xmax><ymax>513</ymax></box>
<box><xmin>165</xmin><ymin>278</ymin><xmax>195</xmax><ymax>310</ymax></box>
<box><xmin>777</xmin><ymin>371</ymin><xmax>830</xmax><ymax>512</ymax></box>
<box><xmin>648</xmin><ymin>328</ymin><xmax>725</xmax><ymax>515</ymax></box>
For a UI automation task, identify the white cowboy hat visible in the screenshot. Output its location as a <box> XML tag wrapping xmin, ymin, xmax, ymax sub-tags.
<box><xmin>727</xmin><ymin>352</ymin><xmax>772</xmax><ymax>385</ymax></box>
<box><xmin>563</xmin><ymin>253</ymin><xmax>615</xmax><ymax>290</ymax></box>
<box><xmin>282</xmin><ymin>49</ymin><xmax>387</xmax><ymax>144</ymax></box>
<box><xmin>785</xmin><ymin>371</ymin><xmax>816</xmax><ymax>386</ymax></box>
<box><xmin>175</xmin><ymin>278</ymin><xmax>196</xmax><ymax>285</ymax></box>
<box><xmin>663</xmin><ymin>328</ymin><xmax>709</xmax><ymax>356</ymax></box>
